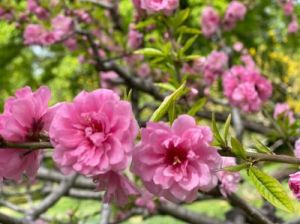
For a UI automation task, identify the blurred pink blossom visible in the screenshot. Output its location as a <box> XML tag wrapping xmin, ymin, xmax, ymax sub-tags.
<box><xmin>223</xmin><ymin>65</ymin><xmax>272</xmax><ymax>113</ymax></box>
<box><xmin>128</xmin><ymin>24</ymin><xmax>143</xmax><ymax>49</ymax></box>
<box><xmin>135</xmin><ymin>188</ymin><xmax>156</xmax><ymax>213</ymax></box>
<box><xmin>294</xmin><ymin>138</ymin><xmax>300</xmax><ymax>158</ymax></box>
<box><xmin>140</xmin><ymin>0</ymin><xmax>179</xmax><ymax>15</ymax></box>
<box><xmin>217</xmin><ymin>157</ymin><xmax>241</xmax><ymax>196</ymax></box>
<box><xmin>223</xmin><ymin>1</ymin><xmax>247</xmax><ymax>30</ymax></box>
<box><xmin>0</xmin><ymin>86</ymin><xmax>57</xmax><ymax>182</ymax></box>
<box><xmin>201</xmin><ymin>7</ymin><xmax>220</xmax><ymax>38</ymax></box>
<box><xmin>131</xmin><ymin>115</ymin><xmax>221</xmax><ymax>203</ymax></box>
<box><xmin>273</xmin><ymin>103</ymin><xmax>295</xmax><ymax>124</ymax></box>
<box><xmin>288</xmin><ymin>17</ymin><xmax>299</xmax><ymax>33</ymax></box>
<box><xmin>289</xmin><ymin>171</ymin><xmax>300</xmax><ymax>200</ymax></box>
<box><xmin>283</xmin><ymin>1</ymin><xmax>294</xmax><ymax>16</ymax></box>
<box><xmin>202</xmin><ymin>51</ymin><xmax>228</xmax><ymax>85</ymax></box>
<box><xmin>94</xmin><ymin>171</ymin><xmax>138</xmax><ymax>206</ymax></box>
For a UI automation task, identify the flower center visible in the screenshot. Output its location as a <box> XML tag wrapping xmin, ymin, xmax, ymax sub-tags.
<box><xmin>165</xmin><ymin>143</ymin><xmax>188</xmax><ymax>167</ymax></box>
<box><xmin>83</xmin><ymin>113</ymin><xmax>108</xmax><ymax>146</ymax></box>
<box><xmin>26</xmin><ymin>118</ymin><xmax>44</xmax><ymax>141</ymax></box>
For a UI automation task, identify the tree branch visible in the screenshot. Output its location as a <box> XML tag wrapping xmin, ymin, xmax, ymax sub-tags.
<box><xmin>157</xmin><ymin>201</ymin><xmax>223</xmax><ymax>224</ymax></box>
<box><xmin>29</xmin><ymin>174</ymin><xmax>78</xmax><ymax>220</ymax></box>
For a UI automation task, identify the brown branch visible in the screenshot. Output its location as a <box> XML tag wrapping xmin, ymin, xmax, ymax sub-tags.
<box><xmin>37</xmin><ymin>167</ymin><xmax>95</xmax><ymax>189</ymax></box>
<box><xmin>220</xmin><ymin>150</ymin><xmax>300</xmax><ymax>165</ymax></box>
<box><xmin>0</xmin><ymin>141</ymin><xmax>52</xmax><ymax>150</ymax></box>
<box><xmin>157</xmin><ymin>201</ymin><xmax>223</xmax><ymax>224</ymax></box>
<box><xmin>227</xmin><ymin>193</ymin><xmax>273</xmax><ymax>224</ymax></box>
<box><xmin>79</xmin><ymin>0</ymin><xmax>113</xmax><ymax>9</ymax></box>
<box><xmin>29</xmin><ymin>174</ymin><xmax>78</xmax><ymax>220</ymax></box>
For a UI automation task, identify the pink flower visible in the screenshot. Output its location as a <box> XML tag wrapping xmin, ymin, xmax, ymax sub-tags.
<box><xmin>51</xmin><ymin>15</ymin><xmax>74</xmax><ymax>40</ymax></box>
<box><xmin>131</xmin><ymin>115</ymin><xmax>221</xmax><ymax>203</ymax></box>
<box><xmin>140</xmin><ymin>0</ymin><xmax>179</xmax><ymax>15</ymax></box>
<box><xmin>233</xmin><ymin>42</ymin><xmax>244</xmax><ymax>52</ymax></box>
<box><xmin>27</xmin><ymin>0</ymin><xmax>49</xmax><ymax>19</ymax></box>
<box><xmin>283</xmin><ymin>1</ymin><xmax>294</xmax><ymax>16</ymax></box>
<box><xmin>223</xmin><ymin>65</ymin><xmax>272</xmax><ymax>113</ymax></box>
<box><xmin>135</xmin><ymin>188</ymin><xmax>156</xmax><ymax>213</ymax></box>
<box><xmin>0</xmin><ymin>86</ymin><xmax>57</xmax><ymax>182</ymax></box>
<box><xmin>294</xmin><ymin>138</ymin><xmax>300</xmax><ymax>158</ymax></box>
<box><xmin>202</xmin><ymin>51</ymin><xmax>228</xmax><ymax>85</ymax></box>
<box><xmin>50</xmin><ymin>89</ymin><xmax>139</xmax><ymax>176</ymax></box>
<box><xmin>100</xmin><ymin>71</ymin><xmax>119</xmax><ymax>92</ymax></box>
<box><xmin>217</xmin><ymin>157</ymin><xmax>241</xmax><ymax>197</ymax></box>
<box><xmin>201</xmin><ymin>7</ymin><xmax>220</xmax><ymax>38</ymax></box>
<box><xmin>63</xmin><ymin>38</ymin><xmax>77</xmax><ymax>51</ymax></box>
<box><xmin>94</xmin><ymin>171</ymin><xmax>138</xmax><ymax>206</ymax></box>
<box><xmin>23</xmin><ymin>24</ymin><xmax>46</xmax><ymax>45</ymax></box>
<box><xmin>137</xmin><ymin>63</ymin><xmax>151</xmax><ymax>77</ymax></box>
<box><xmin>273</xmin><ymin>103</ymin><xmax>295</xmax><ymax>124</ymax></box>
<box><xmin>289</xmin><ymin>171</ymin><xmax>300</xmax><ymax>200</ymax></box>
<box><xmin>128</xmin><ymin>25</ymin><xmax>143</xmax><ymax>49</ymax></box>
<box><xmin>288</xmin><ymin>18</ymin><xmax>299</xmax><ymax>33</ymax></box>
<box><xmin>224</xmin><ymin>1</ymin><xmax>247</xmax><ymax>30</ymax></box>
<box><xmin>74</xmin><ymin>10</ymin><xmax>92</xmax><ymax>24</ymax></box>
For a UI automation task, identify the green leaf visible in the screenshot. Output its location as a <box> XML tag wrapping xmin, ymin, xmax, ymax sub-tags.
<box><xmin>168</xmin><ymin>101</ymin><xmax>176</xmax><ymax>123</ymax></box>
<box><xmin>179</xmin><ymin>35</ymin><xmax>198</xmax><ymax>56</ymax></box>
<box><xmin>134</xmin><ymin>48</ymin><xmax>164</xmax><ymax>57</ymax></box>
<box><xmin>135</xmin><ymin>18</ymin><xmax>156</xmax><ymax>29</ymax></box>
<box><xmin>249</xmin><ymin>166</ymin><xmax>294</xmax><ymax>213</ymax></box>
<box><xmin>150</xmin><ymin>82</ymin><xmax>186</xmax><ymax>122</ymax></box>
<box><xmin>124</xmin><ymin>89</ymin><xmax>132</xmax><ymax>101</ymax></box>
<box><xmin>253</xmin><ymin>138</ymin><xmax>272</xmax><ymax>154</ymax></box>
<box><xmin>223</xmin><ymin>163</ymin><xmax>248</xmax><ymax>172</ymax></box>
<box><xmin>155</xmin><ymin>83</ymin><xmax>176</xmax><ymax>92</ymax></box>
<box><xmin>230</xmin><ymin>137</ymin><xmax>247</xmax><ymax>160</ymax></box>
<box><xmin>182</xmin><ymin>54</ymin><xmax>202</xmax><ymax>61</ymax></box>
<box><xmin>177</xmin><ymin>26</ymin><xmax>201</xmax><ymax>35</ymax></box>
<box><xmin>212</xmin><ymin>113</ymin><xmax>225</xmax><ymax>146</ymax></box>
<box><xmin>173</xmin><ymin>8</ymin><xmax>190</xmax><ymax>28</ymax></box>
<box><xmin>187</xmin><ymin>98</ymin><xmax>206</xmax><ymax>116</ymax></box>
<box><xmin>223</xmin><ymin>114</ymin><xmax>232</xmax><ymax>145</ymax></box>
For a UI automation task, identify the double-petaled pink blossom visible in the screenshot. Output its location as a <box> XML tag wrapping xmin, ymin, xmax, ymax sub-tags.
<box><xmin>50</xmin><ymin>89</ymin><xmax>138</xmax><ymax>176</ymax></box>
<box><xmin>273</xmin><ymin>103</ymin><xmax>295</xmax><ymax>124</ymax></box>
<box><xmin>217</xmin><ymin>157</ymin><xmax>241</xmax><ymax>197</ymax></box>
<box><xmin>289</xmin><ymin>171</ymin><xmax>300</xmax><ymax>200</ymax></box>
<box><xmin>0</xmin><ymin>86</ymin><xmax>57</xmax><ymax>182</ymax></box>
<box><xmin>27</xmin><ymin>0</ymin><xmax>49</xmax><ymax>19</ymax></box>
<box><xmin>93</xmin><ymin>171</ymin><xmax>138</xmax><ymax>206</ymax></box>
<box><xmin>201</xmin><ymin>7</ymin><xmax>220</xmax><ymax>38</ymax></box>
<box><xmin>223</xmin><ymin>65</ymin><xmax>272</xmax><ymax>113</ymax></box>
<box><xmin>131</xmin><ymin>115</ymin><xmax>221</xmax><ymax>203</ymax></box>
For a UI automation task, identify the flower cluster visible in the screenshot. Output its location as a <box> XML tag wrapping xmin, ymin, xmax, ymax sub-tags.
<box><xmin>24</xmin><ymin>14</ymin><xmax>73</xmax><ymax>46</ymax></box>
<box><xmin>201</xmin><ymin>1</ymin><xmax>247</xmax><ymax>38</ymax></box>
<box><xmin>131</xmin><ymin>115</ymin><xmax>221</xmax><ymax>203</ymax></box>
<box><xmin>280</xmin><ymin>0</ymin><xmax>298</xmax><ymax>33</ymax></box>
<box><xmin>0</xmin><ymin>86</ymin><xmax>58</xmax><ymax>182</ymax></box>
<box><xmin>223</xmin><ymin>65</ymin><xmax>272</xmax><ymax>113</ymax></box>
